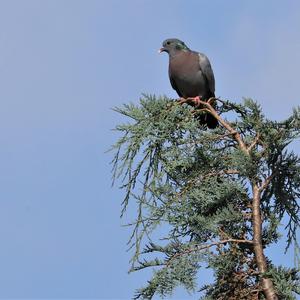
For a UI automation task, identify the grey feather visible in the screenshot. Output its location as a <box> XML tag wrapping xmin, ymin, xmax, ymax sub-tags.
<box><xmin>198</xmin><ymin>52</ymin><xmax>215</xmax><ymax>96</ymax></box>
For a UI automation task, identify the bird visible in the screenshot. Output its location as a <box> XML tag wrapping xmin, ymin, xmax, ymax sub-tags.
<box><xmin>159</xmin><ymin>38</ymin><xmax>218</xmax><ymax>129</ymax></box>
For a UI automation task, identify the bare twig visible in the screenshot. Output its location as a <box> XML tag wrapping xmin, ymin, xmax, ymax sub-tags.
<box><xmin>167</xmin><ymin>238</ymin><xmax>253</xmax><ymax>266</ymax></box>
<box><xmin>259</xmin><ymin>174</ymin><xmax>275</xmax><ymax>192</ymax></box>
<box><xmin>259</xmin><ymin>170</ymin><xmax>277</xmax><ymax>192</ymax></box>
<box><xmin>207</xmin><ymin>169</ymin><xmax>240</xmax><ymax>176</ymax></box>
<box><xmin>176</xmin><ymin>169</ymin><xmax>240</xmax><ymax>198</ymax></box>
<box><xmin>247</xmin><ymin>134</ymin><xmax>261</xmax><ymax>152</ymax></box>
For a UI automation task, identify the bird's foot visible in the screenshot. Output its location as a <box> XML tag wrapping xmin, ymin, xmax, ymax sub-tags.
<box><xmin>178</xmin><ymin>96</ymin><xmax>203</xmax><ymax>107</ymax></box>
<box><xmin>192</xmin><ymin>96</ymin><xmax>202</xmax><ymax>107</ymax></box>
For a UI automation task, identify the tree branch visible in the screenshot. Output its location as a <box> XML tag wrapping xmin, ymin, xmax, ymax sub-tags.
<box><xmin>247</xmin><ymin>133</ymin><xmax>261</xmax><ymax>152</ymax></box>
<box><xmin>182</xmin><ymin>97</ymin><xmax>249</xmax><ymax>153</ymax></box>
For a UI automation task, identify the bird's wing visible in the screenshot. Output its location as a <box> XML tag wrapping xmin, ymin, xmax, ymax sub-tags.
<box><xmin>198</xmin><ymin>52</ymin><xmax>215</xmax><ymax>95</ymax></box>
<box><xmin>169</xmin><ymin>71</ymin><xmax>183</xmax><ymax>97</ymax></box>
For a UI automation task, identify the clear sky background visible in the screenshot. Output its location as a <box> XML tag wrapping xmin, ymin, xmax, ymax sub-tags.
<box><xmin>0</xmin><ymin>0</ymin><xmax>299</xmax><ymax>299</ymax></box>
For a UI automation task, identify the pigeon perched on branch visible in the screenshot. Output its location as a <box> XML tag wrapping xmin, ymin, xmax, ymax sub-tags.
<box><xmin>159</xmin><ymin>38</ymin><xmax>218</xmax><ymax>129</ymax></box>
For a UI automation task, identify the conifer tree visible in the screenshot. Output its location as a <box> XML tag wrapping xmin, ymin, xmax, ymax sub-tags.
<box><xmin>111</xmin><ymin>95</ymin><xmax>300</xmax><ymax>299</ymax></box>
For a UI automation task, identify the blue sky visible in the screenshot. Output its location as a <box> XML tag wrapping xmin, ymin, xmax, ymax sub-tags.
<box><xmin>0</xmin><ymin>0</ymin><xmax>299</xmax><ymax>299</ymax></box>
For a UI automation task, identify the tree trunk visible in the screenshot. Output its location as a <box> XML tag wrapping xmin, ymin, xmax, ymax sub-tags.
<box><xmin>252</xmin><ymin>184</ymin><xmax>278</xmax><ymax>300</ymax></box>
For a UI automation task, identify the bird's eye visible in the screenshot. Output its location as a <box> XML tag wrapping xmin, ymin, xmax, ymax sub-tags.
<box><xmin>166</xmin><ymin>41</ymin><xmax>171</xmax><ymax>45</ymax></box>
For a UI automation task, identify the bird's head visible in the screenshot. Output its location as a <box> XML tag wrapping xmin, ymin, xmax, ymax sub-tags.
<box><xmin>159</xmin><ymin>38</ymin><xmax>190</xmax><ymax>56</ymax></box>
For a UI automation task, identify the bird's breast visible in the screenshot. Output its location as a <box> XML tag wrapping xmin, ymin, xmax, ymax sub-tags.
<box><xmin>169</xmin><ymin>55</ymin><xmax>207</xmax><ymax>98</ymax></box>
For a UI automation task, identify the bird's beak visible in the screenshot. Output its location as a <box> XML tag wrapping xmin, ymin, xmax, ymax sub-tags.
<box><xmin>158</xmin><ymin>47</ymin><xmax>166</xmax><ymax>53</ymax></box>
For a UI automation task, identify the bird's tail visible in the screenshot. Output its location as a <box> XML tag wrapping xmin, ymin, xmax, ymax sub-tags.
<box><xmin>204</xmin><ymin>113</ymin><xmax>218</xmax><ymax>129</ymax></box>
<box><xmin>202</xmin><ymin>95</ymin><xmax>218</xmax><ymax>129</ymax></box>
<box><xmin>199</xmin><ymin>113</ymin><xmax>218</xmax><ymax>129</ymax></box>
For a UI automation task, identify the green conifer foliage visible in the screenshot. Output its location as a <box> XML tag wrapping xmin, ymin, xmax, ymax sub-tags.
<box><xmin>111</xmin><ymin>95</ymin><xmax>300</xmax><ymax>299</ymax></box>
